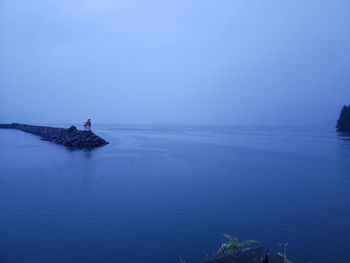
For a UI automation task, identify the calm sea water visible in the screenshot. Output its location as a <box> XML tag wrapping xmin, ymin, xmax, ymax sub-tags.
<box><xmin>1</xmin><ymin>125</ymin><xmax>350</xmax><ymax>263</ymax></box>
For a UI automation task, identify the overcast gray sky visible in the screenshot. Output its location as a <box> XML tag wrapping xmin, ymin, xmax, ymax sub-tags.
<box><xmin>0</xmin><ymin>0</ymin><xmax>349</xmax><ymax>125</ymax></box>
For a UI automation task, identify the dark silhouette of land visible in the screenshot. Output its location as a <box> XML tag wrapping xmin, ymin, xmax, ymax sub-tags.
<box><xmin>337</xmin><ymin>105</ymin><xmax>350</xmax><ymax>132</ymax></box>
<box><xmin>0</xmin><ymin>123</ymin><xmax>109</xmax><ymax>149</ymax></box>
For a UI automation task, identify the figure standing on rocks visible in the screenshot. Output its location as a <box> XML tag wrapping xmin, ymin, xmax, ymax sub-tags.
<box><xmin>84</xmin><ymin>119</ymin><xmax>92</xmax><ymax>130</ymax></box>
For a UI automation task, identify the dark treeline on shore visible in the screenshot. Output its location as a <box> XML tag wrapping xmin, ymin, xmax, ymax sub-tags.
<box><xmin>337</xmin><ymin>105</ymin><xmax>350</xmax><ymax>132</ymax></box>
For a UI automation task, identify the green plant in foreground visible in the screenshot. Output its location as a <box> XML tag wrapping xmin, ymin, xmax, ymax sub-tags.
<box><xmin>217</xmin><ymin>233</ymin><xmax>259</xmax><ymax>255</ymax></box>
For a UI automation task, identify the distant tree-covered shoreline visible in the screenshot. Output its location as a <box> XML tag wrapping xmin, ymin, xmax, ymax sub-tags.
<box><xmin>337</xmin><ymin>105</ymin><xmax>350</xmax><ymax>132</ymax></box>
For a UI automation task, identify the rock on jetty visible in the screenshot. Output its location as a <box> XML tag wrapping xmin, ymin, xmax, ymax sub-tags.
<box><xmin>203</xmin><ymin>247</ymin><xmax>287</xmax><ymax>263</ymax></box>
<box><xmin>0</xmin><ymin>123</ymin><xmax>109</xmax><ymax>149</ymax></box>
<box><xmin>336</xmin><ymin>105</ymin><xmax>350</xmax><ymax>132</ymax></box>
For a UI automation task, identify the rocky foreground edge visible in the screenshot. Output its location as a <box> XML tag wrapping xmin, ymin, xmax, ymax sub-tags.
<box><xmin>203</xmin><ymin>247</ymin><xmax>290</xmax><ymax>263</ymax></box>
<box><xmin>0</xmin><ymin>123</ymin><xmax>109</xmax><ymax>149</ymax></box>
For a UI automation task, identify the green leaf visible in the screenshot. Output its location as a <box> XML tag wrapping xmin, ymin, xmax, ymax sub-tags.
<box><xmin>223</xmin><ymin>233</ymin><xmax>235</xmax><ymax>242</ymax></box>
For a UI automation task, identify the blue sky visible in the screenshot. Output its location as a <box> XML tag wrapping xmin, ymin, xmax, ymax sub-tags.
<box><xmin>1</xmin><ymin>0</ymin><xmax>349</xmax><ymax>125</ymax></box>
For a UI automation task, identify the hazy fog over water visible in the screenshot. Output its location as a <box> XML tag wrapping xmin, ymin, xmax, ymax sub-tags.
<box><xmin>1</xmin><ymin>0</ymin><xmax>349</xmax><ymax>125</ymax></box>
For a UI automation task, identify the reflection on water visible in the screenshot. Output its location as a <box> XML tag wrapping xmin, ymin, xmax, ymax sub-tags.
<box><xmin>337</xmin><ymin>131</ymin><xmax>350</xmax><ymax>140</ymax></box>
<box><xmin>337</xmin><ymin>132</ymin><xmax>350</xmax><ymax>154</ymax></box>
<box><xmin>337</xmin><ymin>132</ymin><xmax>350</xmax><ymax>180</ymax></box>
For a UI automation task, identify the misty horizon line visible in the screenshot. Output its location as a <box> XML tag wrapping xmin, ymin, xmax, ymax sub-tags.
<box><xmin>0</xmin><ymin>120</ymin><xmax>338</xmax><ymax>128</ymax></box>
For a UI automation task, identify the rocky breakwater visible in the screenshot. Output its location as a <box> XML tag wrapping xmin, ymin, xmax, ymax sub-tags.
<box><xmin>203</xmin><ymin>247</ymin><xmax>289</xmax><ymax>263</ymax></box>
<box><xmin>337</xmin><ymin>105</ymin><xmax>350</xmax><ymax>132</ymax></box>
<box><xmin>0</xmin><ymin>123</ymin><xmax>109</xmax><ymax>149</ymax></box>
